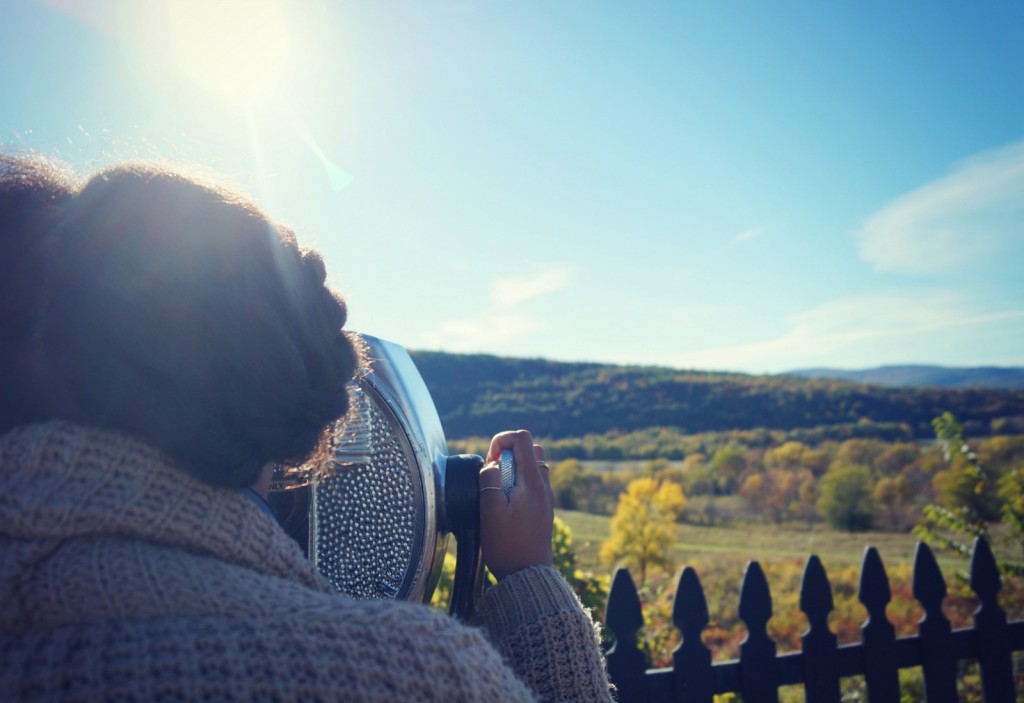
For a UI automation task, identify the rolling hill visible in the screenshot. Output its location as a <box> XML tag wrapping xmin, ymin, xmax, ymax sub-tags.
<box><xmin>788</xmin><ymin>365</ymin><xmax>1024</xmax><ymax>389</ymax></box>
<box><xmin>407</xmin><ymin>351</ymin><xmax>1024</xmax><ymax>440</ymax></box>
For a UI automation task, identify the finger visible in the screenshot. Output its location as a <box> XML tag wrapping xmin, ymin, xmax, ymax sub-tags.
<box><xmin>486</xmin><ymin>430</ymin><xmax>541</xmax><ymax>491</ymax></box>
<box><xmin>478</xmin><ymin>461</ymin><xmax>508</xmax><ymax>508</ymax></box>
<box><xmin>510</xmin><ymin>430</ymin><xmax>542</xmax><ymax>491</ymax></box>
<box><xmin>533</xmin><ymin>444</ymin><xmax>550</xmax><ymax>477</ymax></box>
<box><xmin>485</xmin><ymin>430</ymin><xmax>521</xmax><ymax>464</ymax></box>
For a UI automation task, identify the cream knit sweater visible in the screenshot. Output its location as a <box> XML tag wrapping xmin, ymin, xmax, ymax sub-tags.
<box><xmin>0</xmin><ymin>422</ymin><xmax>612</xmax><ymax>702</ymax></box>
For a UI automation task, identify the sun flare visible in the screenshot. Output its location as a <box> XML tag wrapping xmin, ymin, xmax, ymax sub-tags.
<box><xmin>166</xmin><ymin>1</ymin><xmax>293</xmax><ymax>107</ymax></box>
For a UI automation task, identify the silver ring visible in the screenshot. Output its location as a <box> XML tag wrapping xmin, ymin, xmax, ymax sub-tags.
<box><xmin>536</xmin><ymin>460</ymin><xmax>550</xmax><ymax>470</ymax></box>
<box><xmin>479</xmin><ymin>486</ymin><xmax>505</xmax><ymax>494</ymax></box>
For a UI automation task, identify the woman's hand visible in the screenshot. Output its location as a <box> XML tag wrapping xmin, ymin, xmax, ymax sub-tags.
<box><xmin>478</xmin><ymin>429</ymin><xmax>554</xmax><ymax>581</ymax></box>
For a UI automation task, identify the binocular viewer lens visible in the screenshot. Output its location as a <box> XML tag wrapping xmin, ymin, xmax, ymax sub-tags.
<box><xmin>269</xmin><ymin>333</ymin><xmax>490</xmax><ymax>616</ymax></box>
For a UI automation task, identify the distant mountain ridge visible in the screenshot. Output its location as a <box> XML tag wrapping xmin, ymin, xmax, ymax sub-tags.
<box><xmin>787</xmin><ymin>365</ymin><xmax>1024</xmax><ymax>390</ymax></box>
<box><xmin>407</xmin><ymin>351</ymin><xmax>1024</xmax><ymax>440</ymax></box>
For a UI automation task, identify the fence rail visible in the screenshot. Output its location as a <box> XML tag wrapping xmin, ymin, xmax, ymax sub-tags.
<box><xmin>604</xmin><ymin>537</ymin><xmax>1024</xmax><ymax>702</ymax></box>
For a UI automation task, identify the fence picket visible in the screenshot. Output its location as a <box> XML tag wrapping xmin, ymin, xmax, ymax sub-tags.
<box><xmin>912</xmin><ymin>542</ymin><xmax>957</xmax><ymax>703</ymax></box>
<box><xmin>672</xmin><ymin>566</ymin><xmax>714</xmax><ymax>703</ymax></box>
<box><xmin>738</xmin><ymin>561</ymin><xmax>779</xmax><ymax>703</ymax></box>
<box><xmin>603</xmin><ymin>538</ymin><xmax>1021</xmax><ymax>703</ymax></box>
<box><xmin>799</xmin><ymin>555</ymin><xmax>841</xmax><ymax>703</ymax></box>
<box><xmin>969</xmin><ymin>536</ymin><xmax>1015</xmax><ymax>702</ymax></box>
<box><xmin>605</xmin><ymin>568</ymin><xmax>648</xmax><ymax>703</ymax></box>
<box><xmin>858</xmin><ymin>547</ymin><xmax>900</xmax><ymax>703</ymax></box>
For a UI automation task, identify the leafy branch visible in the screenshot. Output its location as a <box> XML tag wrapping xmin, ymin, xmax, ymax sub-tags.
<box><xmin>913</xmin><ymin>412</ymin><xmax>1024</xmax><ymax>578</ymax></box>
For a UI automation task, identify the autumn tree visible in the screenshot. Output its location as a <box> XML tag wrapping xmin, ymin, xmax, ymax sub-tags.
<box><xmin>801</xmin><ymin>445</ymin><xmax>833</xmax><ymax>477</ymax></box>
<box><xmin>710</xmin><ymin>443</ymin><xmax>747</xmax><ymax>493</ymax></box>
<box><xmin>817</xmin><ymin>464</ymin><xmax>875</xmax><ymax>531</ymax></box>
<box><xmin>874</xmin><ymin>442</ymin><xmax>920</xmax><ymax>475</ymax></box>
<box><xmin>552</xmin><ymin>516</ymin><xmax>609</xmax><ymax>616</ymax></box>
<box><xmin>651</xmin><ymin>462</ymin><xmax>687</xmax><ymax>490</ymax></box>
<box><xmin>998</xmin><ymin>467</ymin><xmax>1024</xmax><ymax>571</ymax></box>
<box><xmin>977</xmin><ymin>434</ymin><xmax>1024</xmax><ymax>467</ymax></box>
<box><xmin>739</xmin><ymin>468</ymin><xmax>817</xmax><ymax>524</ymax></box>
<box><xmin>763</xmin><ymin>441</ymin><xmax>808</xmax><ymax>472</ymax></box>
<box><xmin>548</xmin><ymin>459</ymin><xmax>618</xmax><ymax>513</ymax></box>
<box><xmin>834</xmin><ymin>438</ymin><xmax>887</xmax><ymax>471</ymax></box>
<box><xmin>792</xmin><ymin>471</ymin><xmax>820</xmax><ymax>523</ymax></box>
<box><xmin>932</xmin><ymin>463</ymin><xmax>1001</xmax><ymax>519</ymax></box>
<box><xmin>873</xmin><ymin>474</ymin><xmax>914</xmax><ymax>530</ymax></box>
<box><xmin>599</xmin><ymin>477</ymin><xmax>686</xmax><ymax>588</ymax></box>
<box><xmin>680</xmin><ymin>453</ymin><xmax>717</xmax><ymax>496</ymax></box>
<box><xmin>550</xmin><ymin>458</ymin><xmax>584</xmax><ymax>510</ymax></box>
<box><xmin>682</xmin><ymin>453</ymin><xmax>707</xmax><ymax>473</ymax></box>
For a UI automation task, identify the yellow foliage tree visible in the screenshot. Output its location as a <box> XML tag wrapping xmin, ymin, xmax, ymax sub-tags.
<box><xmin>599</xmin><ymin>477</ymin><xmax>686</xmax><ymax>588</ymax></box>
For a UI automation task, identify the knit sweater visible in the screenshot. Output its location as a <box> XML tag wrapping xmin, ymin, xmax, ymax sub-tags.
<box><xmin>0</xmin><ymin>422</ymin><xmax>613</xmax><ymax>702</ymax></box>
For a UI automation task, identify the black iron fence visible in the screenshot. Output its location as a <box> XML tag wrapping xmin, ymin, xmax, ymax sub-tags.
<box><xmin>605</xmin><ymin>537</ymin><xmax>1024</xmax><ymax>702</ymax></box>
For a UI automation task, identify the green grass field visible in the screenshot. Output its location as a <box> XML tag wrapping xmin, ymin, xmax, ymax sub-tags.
<box><xmin>557</xmin><ymin>508</ymin><xmax>965</xmax><ymax>577</ymax></box>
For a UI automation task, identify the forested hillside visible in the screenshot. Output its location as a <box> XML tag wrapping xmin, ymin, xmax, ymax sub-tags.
<box><xmin>789</xmin><ymin>364</ymin><xmax>1024</xmax><ymax>389</ymax></box>
<box><xmin>408</xmin><ymin>351</ymin><xmax>1024</xmax><ymax>440</ymax></box>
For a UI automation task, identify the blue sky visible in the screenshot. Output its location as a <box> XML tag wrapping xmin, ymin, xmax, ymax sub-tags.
<box><xmin>4</xmin><ymin>0</ymin><xmax>1023</xmax><ymax>373</ymax></box>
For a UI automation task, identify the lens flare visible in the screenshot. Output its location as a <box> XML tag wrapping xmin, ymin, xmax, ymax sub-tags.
<box><xmin>290</xmin><ymin>114</ymin><xmax>355</xmax><ymax>192</ymax></box>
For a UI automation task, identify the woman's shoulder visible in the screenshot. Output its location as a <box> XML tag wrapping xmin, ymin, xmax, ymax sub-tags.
<box><xmin>2</xmin><ymin>595</ymin><xmax>537</xmax><ymax>703</ymax></box>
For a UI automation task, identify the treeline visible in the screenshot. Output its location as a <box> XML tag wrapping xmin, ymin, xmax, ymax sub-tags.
<box><xmin>449</xmin><ymin>422</ymin><xmax>918</xmax><ymax>462</ymax></box>
<box><xmin>409</xmin><ymin>350</ymin><xmax>1024</xmax><ymax>441</ymax></box>
<box><xmin>549</xmin><ymin>434</ymin><xmax>1024</xmax><ymax>533</ymax></box>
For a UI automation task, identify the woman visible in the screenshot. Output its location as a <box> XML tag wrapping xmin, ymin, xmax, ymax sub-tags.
<box><xmin>0</xmin><ymin>154</ymin><xmax>612</xmax><ymax>702</ymax></box>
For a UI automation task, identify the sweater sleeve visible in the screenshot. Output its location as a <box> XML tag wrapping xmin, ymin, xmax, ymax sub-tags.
<box><xmin>474</xmin><ymin>565</ymin><xmax>614</xmax><ymax>703</ymax></box>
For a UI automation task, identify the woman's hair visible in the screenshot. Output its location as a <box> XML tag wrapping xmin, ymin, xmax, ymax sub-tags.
<box><xmin>0</xmin><ymin>154</ymin><xmax>76</xmax><ymax>432</ymax></box>
<box><xmin>1</xmin><ymin>155</ymin><xmax>359</xmax><ymax>487</ymax></box>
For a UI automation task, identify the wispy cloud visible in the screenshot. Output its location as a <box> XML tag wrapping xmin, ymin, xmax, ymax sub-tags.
<box><xmin>419</xmin><ymin>264</ymin><xmax>571</xmax><ymax>351</ymax></box>
<box><xmin>729</xmin><ymin>226</ymin><xmax>767</xmax><ymax>246</ymax></box>
<box><xmin>674</xmin><ymin>292</ymin><xmax>1024</xmax><ymax>372</ymax></box>
<box><xmin>420</xmin><ymin>311</ymin><xmax>543</xmax><ymax>351</ymax></box>
<box><xmin>489</xmin><ymin>266</ymin><xmax>571</xmax><ymax>309</ymax></box>
<box><xmin>858</xmin><ymin>140</ymin><xmax>1024</xmax><ymax>274</ymax></box>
